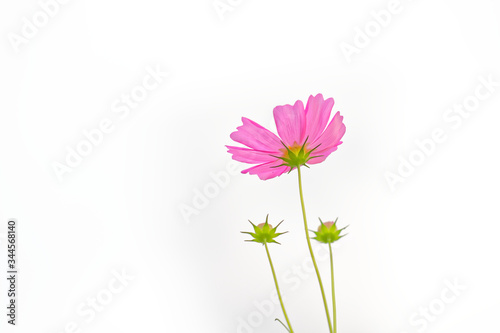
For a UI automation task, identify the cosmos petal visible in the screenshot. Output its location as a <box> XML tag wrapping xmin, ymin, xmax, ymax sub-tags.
<box><xmin>304</xmin><ymin>94</ymin><xmax>334</xmax><ymax>143</ymax></box>
<box><xmin>312</xmin><ymin>111</ymin><xmax>346</xmax><ymax>151</ymax></box>
<box><xmin>226</xmin><ymin>146</ymin><xmax>276</xmax><ymax>164</ymax></box>
<box><xmin>230</xmin><ymin>117</ymin><xmax>283</xmax><ymax>151</ymax></box>
<box><xmin>307</xmin><ymin>144</ymin><xmax>341</xmax><ymax>165</ymax></box>
<box><xmin>242</xmin><ymin>160</ymin><xmax>289</xmax><ymax>180</ymax></box>
<box><xmin>273</xmin><ymin>100</ymin><xmax>305</xmax><ymax>147</ymax></box>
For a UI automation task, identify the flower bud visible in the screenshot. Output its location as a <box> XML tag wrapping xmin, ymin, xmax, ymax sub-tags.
<box><xmin>312</xmin><ymin>218</ymin><xmax>347</xmax><ymax>244</ymax></box>
<box><xmin>241</xmin><ymin>215</ymin><xmax>288</xmax><ymax>245</ymax></box>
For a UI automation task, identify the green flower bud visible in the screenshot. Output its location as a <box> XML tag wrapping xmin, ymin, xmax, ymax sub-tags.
<box><xmin>312</xmin><ymin>218</ymin><xmax>347</xmax><ymax>244</ymax></box>
<box><xmin>241</xmin><ymin>215</ymin><xmax>288</xmax><ymax>245</ymax></box>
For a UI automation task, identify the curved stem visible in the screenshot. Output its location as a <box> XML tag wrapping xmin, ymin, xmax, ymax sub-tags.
<box><xmin>275</xmin><ymin>318</ymin><xmax>291</xmax><ymax>333</ymax></box>
<box><xmin>297</xmin><ymin>166</ymin><xmax>333</xmax><ymax>333</ymax></box>
<box><xmin>329</xmin><ymin>243</ymin><xmax>337</xmax><ymax>333</ymax></box>
<box><xmin>264</xmin><ymin>242</ymin><xmax>294</xmax><ymax>333</ymax></box>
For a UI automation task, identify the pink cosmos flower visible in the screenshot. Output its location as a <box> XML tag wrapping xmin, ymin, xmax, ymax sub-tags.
<box><xmin>227</xmin><ymin>94</ymin><xmax>346</xmax><ymax>180</ymax></box>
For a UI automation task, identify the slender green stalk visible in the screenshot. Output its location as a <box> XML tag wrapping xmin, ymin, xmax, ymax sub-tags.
<box><xmin>297</xmin><ymin>166</ymin><xmax>333</xmax><ymax>333</ymax></box>
<box><xmin>264</xmin><ymin>242</ymin><xmax>294</xmax><ymax>333</ymax></box>
<box><xmin>329</xmin><ymin>243</ymin><xmax>337</xmax><ymax>333</ymax></box>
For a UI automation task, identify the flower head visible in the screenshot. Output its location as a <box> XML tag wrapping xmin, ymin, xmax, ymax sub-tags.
<box><xmin>227</xmin><ymin>94</ymin><xmax>346</xmax><ymax>180</ymax></box>
<box><xmin>312</xmin><ymin>218</ymin><xmax>347</xmax><ymax>244</ymax></box>
<box><xmin>241</xmin><ymin>215</ymin><xmax>287</xmax><ymax>245</ymax></box>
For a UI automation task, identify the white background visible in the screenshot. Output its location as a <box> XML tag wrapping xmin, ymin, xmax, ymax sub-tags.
<box><xmin>1</xmin><ymin>0</ymin><xmax>500</xmax><ymax>332</ymax></box>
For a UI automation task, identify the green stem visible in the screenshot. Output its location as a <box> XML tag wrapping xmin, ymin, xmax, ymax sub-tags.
<box><xmin>329</xmin><ymin>243</ymin><xmax>337</xmax><ymax>333</ymax></box>
<box><xmin>297</xmin><ymin>166</ymin><xmax>333</xmax><ymax>333</ymax></box>
<box><xmin>264</xmin><ymin>242</ymin><xmax>294</xmax><ymax>333</ymax></box>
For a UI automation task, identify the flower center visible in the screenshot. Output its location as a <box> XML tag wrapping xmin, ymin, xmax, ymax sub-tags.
<box><xmin>272</xmin><ymin>139</ymin><xmax>321</xmax><ymax>169</ymax></box>
<box><xmin>282</xmin><ymin>144</ymin><xmax>308</xmax><ymax>167</ymax></box>
<box><xmin>281</xmin><ymin>142</ymin><xmax>309</xmax><ymax>160</ymax></box>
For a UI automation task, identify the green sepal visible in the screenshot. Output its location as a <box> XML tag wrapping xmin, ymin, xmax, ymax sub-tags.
<box><xmin>312</xmin><ymin>217</ymin><xmax>348</xmax><ymax>244</ymax></box>
<box><xmin>271</xmin><ymin>137</ymin><xmax>322</xmax><ymax>169</ymax></box>
<box><xmin>241</xmin><ymin>215</ymin><xmax>288</xmax><ymax>245</ymax></box>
